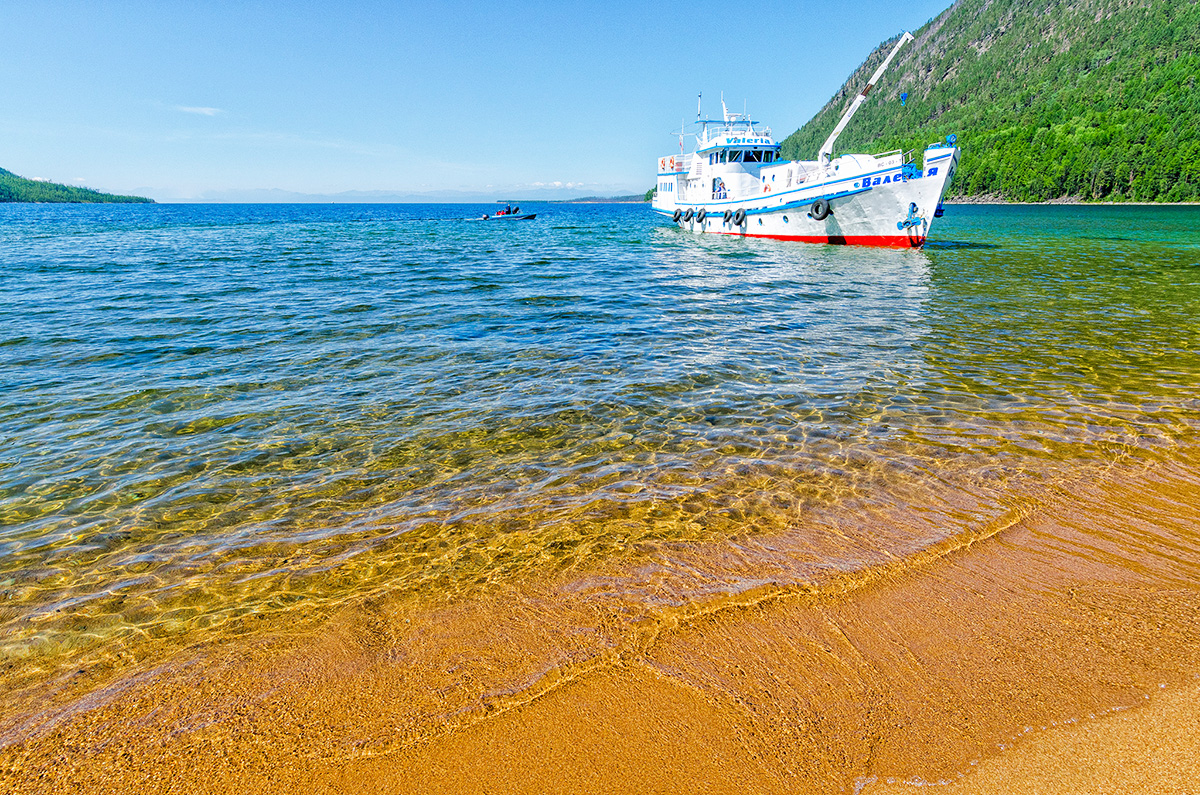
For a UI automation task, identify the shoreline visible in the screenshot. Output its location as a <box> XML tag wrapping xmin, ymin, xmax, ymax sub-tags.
<box><xmin>870</xmin><ymin>678</ymin><xmax>1200</xmax><ymax>793</ymax></box>
<box><xmin>362</xmin><ymin>454</ymin><xmax>1200</xmax><ymax>794</ymax></box>
<box><xmin>4</xmin><ymin>448</ymin><xmax>1199</xmax><ymax>793</ymax></box>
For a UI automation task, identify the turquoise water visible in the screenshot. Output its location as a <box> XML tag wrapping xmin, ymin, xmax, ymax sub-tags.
<box><xmin>2</xmin><ymin>202</ymin><xmax>1200</xmax><ymax>690</ymax></box>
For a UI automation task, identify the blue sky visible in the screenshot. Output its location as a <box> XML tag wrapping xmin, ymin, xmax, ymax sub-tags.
<box><xmin>1</xmin><ymin>1</ymin><xmax>953</xmax><ymax>200</ymax></box>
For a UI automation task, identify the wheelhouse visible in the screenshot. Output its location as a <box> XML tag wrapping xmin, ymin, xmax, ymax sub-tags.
<box><xmin>704</xmin><ymin>148</ymin><xmax>781</xmax><ymax>165</ymax></box>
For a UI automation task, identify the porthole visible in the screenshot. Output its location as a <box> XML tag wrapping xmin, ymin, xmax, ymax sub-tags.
<box><xmin>783</xmin><ymin>216</ymin><xmax>789</xmax><ymax>223</ymax></box>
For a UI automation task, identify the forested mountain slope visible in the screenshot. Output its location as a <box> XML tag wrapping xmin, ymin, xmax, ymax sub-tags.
<box><xmin>0</xmin><ymin>168</ymin><xmax>152</xmax><ymax>203</ymax></box>
<box><xmin>780</xmin><ymin>0</ymin><xmax>1200</xmax><ymax>202</ymax></box>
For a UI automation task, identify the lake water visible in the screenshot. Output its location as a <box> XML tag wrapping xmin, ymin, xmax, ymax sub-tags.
<box><xmin>3</xmin><ymin>202</ymin><xmax>1200</xmax><ymax>741</ymax></box>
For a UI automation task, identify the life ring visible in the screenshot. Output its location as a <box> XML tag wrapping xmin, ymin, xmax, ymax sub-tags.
<box><xmin>810</xmin><ymin>198</ymin><xmax>831</xmax><ymax>220</ymax></box>
<box><xmin>696</xmin><ymin>208</ymin><xmax>707</xmax><ymax>222</ymax></box>
<box><xmin>672</xmin><ymin>209</ymin><xmax>682</xmax><ymax>222</ymax></box>
<box><xmin>683</xmin><ymin>208</ymin><xmax>694</xmax><ymax>222</ymax></box>
<box><xmin>723</xmin><ymin>210</ymin><xmax>732</xmax><ymax>224</ymax></box>
<box><xmin>732</xmin><ymin>208</ymin><xmax>746</xmax><ymax>225</ymax></box>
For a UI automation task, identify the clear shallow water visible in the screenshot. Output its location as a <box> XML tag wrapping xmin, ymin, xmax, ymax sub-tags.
<box><xmin>2</xmin><ymin>202</ymin><xmax>1200</xmax><ymax>693</ymax></box>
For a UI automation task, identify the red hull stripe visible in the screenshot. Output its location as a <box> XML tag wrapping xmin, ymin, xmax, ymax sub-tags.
<box><xmin>731</xmin><ymin>232</ymin><xmax>925</xmax><ymax>248</ymax></box>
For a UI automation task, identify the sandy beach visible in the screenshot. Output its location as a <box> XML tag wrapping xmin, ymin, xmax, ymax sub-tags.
<box><xmin>4</xmin><ymin>444</ymin><xmax>1198</xmax><ymax>793</ymax></box>
<box><xmin>871</xmin><ymin>679</ymin><xmax>1200</xmax><ymax>794</ymax></box>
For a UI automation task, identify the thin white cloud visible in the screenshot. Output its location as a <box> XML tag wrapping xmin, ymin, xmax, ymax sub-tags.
<box><xmin>176</xmin><ymin>106</ymin><xmax>224</xmax><ymax>116</ymax></box>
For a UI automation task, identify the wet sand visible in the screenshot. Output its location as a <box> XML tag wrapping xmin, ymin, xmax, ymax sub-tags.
<box><xmin>870</xmin><ymin>679</ymin><xmax>1200</xmax><ymax>794</ymax></box>
<box><xmin>3</xmin><ymin>452</ymin><xmax>1199</xmax><ymax>793</ymax></box>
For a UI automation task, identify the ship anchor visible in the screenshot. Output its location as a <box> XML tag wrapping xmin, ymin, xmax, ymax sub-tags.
<box><xmin>897</xmin><ymin>202</ymin><xmax>924</xmax><ymax>231</ymax></box>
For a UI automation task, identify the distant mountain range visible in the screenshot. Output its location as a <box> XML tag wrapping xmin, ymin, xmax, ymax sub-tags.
<box><xmin>0</xmin><ymin>167</ymin><xmax>152</xmax><ymax>203</ymax></box>
<box><xmin>1</xmin><ymin>169</ymin><xmax>646</xmax><ymax>205</ymax></box>
<box><xmin>153</xmin><ymin>186</ymin><xmax>646</xmax><ymax>204</ymax></box>
<box><xmin>553</xmin><ymin>194</ymin><xmax>649</xmax><ymax>203</ymax></box>
<box><xmin>781</xmin><ymin>0</ymin><xmax>1200</xmax><ymax>202</ymax></box>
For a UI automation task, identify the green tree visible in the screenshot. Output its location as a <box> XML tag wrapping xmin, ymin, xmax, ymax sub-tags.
<box><xmin>780</xmin><ymin>0</ymin><xmax>1200</xmax><ymax>203</ymax></box>
<box><xmin>0</xmin><ymin>168</ymin><xmax>153</xmax><ymax>203</ymax></box>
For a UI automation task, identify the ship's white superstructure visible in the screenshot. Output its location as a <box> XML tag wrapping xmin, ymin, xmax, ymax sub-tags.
<box><xmin>652</xmin><ymin>33</ymin><xmax>960</xmax><ymax>247</ymax></box>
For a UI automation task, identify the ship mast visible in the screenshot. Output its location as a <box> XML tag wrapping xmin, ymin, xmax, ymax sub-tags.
<box><xmin>818</xmin><ymin>31</ymin><xmax>914</xmax><ymax>165</ymax></box>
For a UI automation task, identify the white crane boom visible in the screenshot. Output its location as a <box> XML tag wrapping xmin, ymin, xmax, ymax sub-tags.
<box><xmin>818</xmin><ymin>31</ymin><xmax>914</xmax><ymax>165</ymax></box>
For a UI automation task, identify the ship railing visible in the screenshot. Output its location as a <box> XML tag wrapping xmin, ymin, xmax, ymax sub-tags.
<box><xmin>659</xmin><ymin>153</ymin><xmax>692</xmax><ymax>173</ymax></box>
<box><xmin>791</xmin><ymin>163</ymin><xmax>829</xmax><ymax>184</ymax></box>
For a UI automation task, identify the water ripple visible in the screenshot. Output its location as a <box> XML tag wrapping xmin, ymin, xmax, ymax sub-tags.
<box><xmin>2</xmin><ymin>202</ymin><xmax>1200</xmax><ymax>692</ymax></box>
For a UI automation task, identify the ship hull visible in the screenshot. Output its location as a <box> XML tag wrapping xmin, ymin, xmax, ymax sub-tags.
<box><xmin>655</xmin><ymin>146</ymin><xmax>959</xmax><ymax>249</ymax></box>
<box><xmin>726</xmin><ymin>232</ymin><xmax>926</xmax><ymax>247</ymax></box>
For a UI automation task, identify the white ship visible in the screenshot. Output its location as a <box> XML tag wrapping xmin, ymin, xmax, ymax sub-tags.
<box><xmin>652</xmin><ymin>33</ymin><xmax>960</xmax><ymax>248</ymax></box>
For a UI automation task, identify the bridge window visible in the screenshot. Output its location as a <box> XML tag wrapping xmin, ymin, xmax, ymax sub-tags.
<box><xmin>744</xmin><ymin>150</ymin><xmax>761</xmax><ymax>163</ymax></box>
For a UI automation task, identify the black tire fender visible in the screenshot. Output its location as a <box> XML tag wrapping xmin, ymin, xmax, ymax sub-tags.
<box><xmin>683</xmin><ymin>208</ymin><xmax>694</xmax><ymax>222</ymax></box>
<box><xmin>810</xmin><ymin>198</ymin><xmax>831</xmax><ymax>220</ymax></box>
<box><xmin>723</xmin><ymin>210</ymin><xmax>732</xmax><ymax>224</ymax></box>
<box><xmin>696</xmin><ymin>208</ymin><xmax>707</xmax><ymax>222</ymax></box>
<box><xmin>672</xmin><ymin>209</ymin><xmax>682</xmax><ymax>222</ymax></box>
<box><xmin>732</xmin><ymin>208</ymin><xmax>746</xmax><ymax>225</ymax></box>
